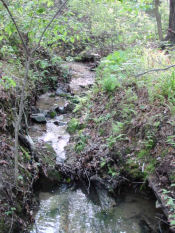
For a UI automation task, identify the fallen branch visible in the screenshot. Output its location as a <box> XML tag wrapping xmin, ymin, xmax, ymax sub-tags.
<box><xmin>135</xmin><ymin>64</ymin><xmax>175</xmax><ymax>78</ymax></box>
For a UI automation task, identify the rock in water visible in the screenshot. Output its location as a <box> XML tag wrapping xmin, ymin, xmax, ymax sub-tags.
<box><xmin>56</xmin><ymin>106</ymin><xmax>66</xmax><ymax>114</ymax></box>
<box><xmin>54</xmin><ymin>121</ymin><xmax>66</xmax><ymax>126</ymax></box>
<box><xmin>55</xmin><ymin>88</ymin><xmax>67</xmax><ymax>97</ymax></box>
<box><xmin>31</xmin><ymin>113</ymin><xmax>46</xmax><ymax>123</ymax></box>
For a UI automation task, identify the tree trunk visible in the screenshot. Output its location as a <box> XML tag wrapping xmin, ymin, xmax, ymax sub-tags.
<box><xmin>154</xmin><ymin>0</ymin><xmax>163</xmax><ymax>41</ymax></box>
<box><xmin>14</xmin><ymin>57</ymin><xmax>30</xmax><ymax>183</ymax></box>
<box><xmin>166</xmin><ymin>0</ymin><xmax>175</xmax><ymax>42</ymax></box>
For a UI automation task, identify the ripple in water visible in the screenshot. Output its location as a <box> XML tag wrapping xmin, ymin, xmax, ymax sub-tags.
<box><xmin>30</xmin><ymin>185</ymin><xmax>160</xmax><ymax>233</ymax></box>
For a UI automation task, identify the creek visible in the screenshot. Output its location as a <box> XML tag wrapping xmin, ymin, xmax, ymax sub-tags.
<box><xmin>29</xmin><ymin>62</ymin><xmax>163</xmax><ymax>233</ymax></box>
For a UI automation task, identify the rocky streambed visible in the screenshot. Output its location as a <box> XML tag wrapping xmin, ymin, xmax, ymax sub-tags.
<box><xmin>27</xmin><ymin>62</ymin><xmax>168</xmax><ymax>233</ymax></box>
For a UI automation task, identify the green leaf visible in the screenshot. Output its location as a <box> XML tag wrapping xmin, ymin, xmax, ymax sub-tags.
<box><xmin>37</xmin><ymin>8</ymin><xmax>46</xmax><ymax>14</ymax></box>
<box><xmin>170</xmin><ymin>220</ymin><xmax>175</xmax><ymax>226</ymax></box>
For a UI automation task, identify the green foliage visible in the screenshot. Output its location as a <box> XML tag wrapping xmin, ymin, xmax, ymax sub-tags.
<box><xmin>166</xmin><ymin>136</ymin><xmax>175</xmax><ymax>147</ymax></box>
<box><xmin>100</xmin><ymin>158</ymin><xmax>107</xmax><ymax>168</ymax></box>
<box><xmin>125</xmin><ymin>159</ymin><xmax>144</xmax><ymax>179</ymax></box>
<box><xmin>97</xmin><ymin>50</ymin><xmax>130</xmax><ymax>92</ymax></box>
<box><xmin>94</xmin><ymin>113</ymin><xmax>112</xmax><ymax>124</ymax></box>
<box><xmin>75</xmin><ymin>133</ymin><xmax>88</xmax><ymax>153</ymax></box>
<box><xmin>112</xmin><ymin>121</ymin><xmax>124</xmax><ymax>135</ymax></box>
<box><xmin>144</xmin><ymin>159</ymin><xmax>157</xmax><ymax>175</ymax></box>
<box><xmin>107</xmin><ymin>165</ymin><xmax>117</xmax><ymax>177</ymax></box>
<box><xmin>49</xmin><ymin>111</ymin><xmax>56</xmax><ymax>119</ymax></box>
<box><xmin>106</xmin><ymin>135</ymin><xmax>117</xmax><ymax>149</ymax></box>
<box><xmin>5</xmin><ymin>207</ymin><xmax>16</xmax><ymax>216</ymax></box>
<box><xmin>144</xmin><ymin>135</ymin><xmax>156</xmax><ymax>150</ymax></box>
<box><xmin>170</xmin><ymin>173</ymin><xmax>175</xmax><ymax>183</ymax></box>
<box><xmin>73</xmin><ymin>96</ymin><xmax>89</xmax><ymax>113</ymax></box>
<box><xmin>106</xmin><ymin>134</ymin><xmax>126</xmax><ymax>149</ymax></box>
<box><xmin>36</xmin><ymin>59</ymin><xmax>50</xmax><ymax>70</ymax></box>
<box><xmin>137</xmin><ymin>149</ymin><xmax>149</xmax><ymax>159</ymax></box>
<box><xmin>20</xmin><ymin>146</ymin><xmax>30</xmax><ymax>161</ymax></box>
<box><xmin>67</xmin><ymin>118</ymin><xmax>85</xmax><ymax>134</ymax></box>
<box><xmin>160</xmin><ymin>71</ymin><xmax>175</xmax><ymax>105</ymax></box>
<box><xmin>67</xmin><ymin>118</ymin><xmax>79</xmax><ymax>133</ymax></box>
<box><xmin>102</xmin><ymin>75</ymin><xmax>120</xmax><ymax>93</ymax></box>
<box><xmin>162</xmin><ymin>189</ymin><xmax>175</xmax><ymax>228</ymax></box>
<box><xmin>0</xmin><ymin>75</ymin><xmax>16</xmax><ymax>89</ymax></box>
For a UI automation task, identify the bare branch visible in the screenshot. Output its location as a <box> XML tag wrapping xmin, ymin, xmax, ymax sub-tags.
<box><xmin>135</xmin><ymin>64</ymin><xmax>175</xmax><ymax>78</ymax></box>
<box><xmin>0</xmin><ymin>0</ymin><xmax>29</xmax><ymax>56</ymax></box>
<box><xmin>32</xmin><ymin>0</ymin><xmax>69</xmax><ymax>54</ymax></box>
<box><xmin>14</xmin><ymin>57</ymin><xmax>31</xmax><ymax>183</ymax></box>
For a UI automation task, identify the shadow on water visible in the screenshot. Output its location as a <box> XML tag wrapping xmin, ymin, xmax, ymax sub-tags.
<box><xmin>30</xmin><ymin>183</ymin><xmax>165</xmax><ymax>233</ymax></box>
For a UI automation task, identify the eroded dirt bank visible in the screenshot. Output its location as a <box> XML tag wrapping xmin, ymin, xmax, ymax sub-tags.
<box><xmin>0</xmin><ymin>50</ymin><xmax>71</xmax><ymax>232</ymax></box>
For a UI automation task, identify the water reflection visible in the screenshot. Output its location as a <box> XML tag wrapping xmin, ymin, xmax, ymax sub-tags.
<box><xmin>31</xmin><ymin>185</ymin><xmax>159</xmax><ymax>233</ymax></box>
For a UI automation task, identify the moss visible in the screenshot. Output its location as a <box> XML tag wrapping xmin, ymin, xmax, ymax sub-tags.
<box><xmin>43</xmin><ymin>143</ymin><xmax>56</xmax><ymax>164</ymax></box>
<box><xmin>49</xmin><ymin>111</ymin><xmax>57</xmax><ymax>118</ymax></box>
<box><xmin>47</xmin><ymin>169</ymin><xmax>62</xmax><ymax>182</ymax></box>
<box><xmin>16</xmin><ymin>203</ymin><xmax>23</xmax><ymax>214</ymax></box>
<box><xmin>137</xmin><ymin>149</ymin><xmax>149</xmax><ymax>159</ymax></box>
<box><xmin>125</xmin><ymin>159</ymin><xmax>144</xmax><ymax>179</ymax></box>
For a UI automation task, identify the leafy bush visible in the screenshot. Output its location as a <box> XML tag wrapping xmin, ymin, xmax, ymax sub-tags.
<box><xmin>0</xmin><ymin>76</ymin><xmax>16</xmax><ymax>89</ymax></box>
<box><xmin>102</xmin><ymin>75</ymin><xmax>120</xmax><ymax>93</ymax></box>
<box><xmin>67</xmin><ymin>118</ymin><xmax>85</xmax><ymax>134</ymax></box>
<box><xmin>74</xmin><ymin>133</ymin><xmax>88</xmax><ymax>153</ymax></box>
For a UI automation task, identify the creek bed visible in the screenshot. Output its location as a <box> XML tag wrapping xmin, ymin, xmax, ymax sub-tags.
<box><xmin>30</xmin><ymin>184</ymin><xmax>162</xmax><ymax>233</ymax></box>
<box><xmin>29</xmin><ymin>63</ymin><xmax>166</xmax><ymax>233</ymax></box>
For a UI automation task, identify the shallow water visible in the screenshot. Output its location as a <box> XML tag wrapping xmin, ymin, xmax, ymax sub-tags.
<box><xmin>29</xmin><ymin>93</ymin><xmax>70</xmax><ymax>163</ymax></box>
<box><xmin>39</xmin><ymin>115</ymin><xmax>70</xmax><ymax>163</ymax></box>
<box><xmin>30</xmin><ymin>185</ymin><xmax>160</xmax><ymax>233</ymax></box>
<box><xmin>67</xmin><ymin>62</ymin><xmax>95</xmax><ymax>94</ymax></box>
<box><xmin>30</xmin><ymin>63</ymin><xmax>161</xmax><ymax>233</ymax></box>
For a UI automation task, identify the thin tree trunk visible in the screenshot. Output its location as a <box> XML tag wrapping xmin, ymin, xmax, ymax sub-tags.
<box><xmin>166</xmin><ymin>0</ymin><xmax>175</xmax><ymax>41</ymax></box>
<box><xmin>14</xmin><ymin>57</ymin><xmax>30</xmax><ymax>183</ymax></box>
<box><xmin>154</xmin><ymin>0</ymin><xmax>163</xmax><ymax>41</ymax></box>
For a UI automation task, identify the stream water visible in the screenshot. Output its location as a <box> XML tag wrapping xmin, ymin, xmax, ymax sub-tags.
<box><xmin>29</xmin><ymin>63</ymin><xmax>162</xmax><ymax>233</ymax></box>
<box><xmin>30</xmin><ymin>185</ymin><xmax>160</xmax><ymax>233</ymax></box>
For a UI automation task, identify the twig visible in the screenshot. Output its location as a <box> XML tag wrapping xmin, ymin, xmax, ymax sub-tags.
<box><xmin>155</xmin><ymin>216</ymin><xmax>169</xmax><ymax>225</ymax></box>
<box><xmin>8</xmin><ymin>214</ymin><xmax>14</xmax><ymax>233</ymax></box>
<box><xmin>135</xmin><ymin>64</ymin><xmax>175</xmax><ymax>78</ymax></box>
<box><xmin>32</xmin><ymin>0</ymin><xmax>69</xmax><ymax>54</ymax></box>
<box><xmin>159</xmin><ymin>221</ymin><xmax>163</xmax><ymax>233</ymax></box>
<box><xmin>14</xmin><ymin>57</ymin><xmax>31</xmax><ymax>183</ymax></box>
<box><xmin>0</xmin><ymin>0</ymin><xmax>29</xmax><ymax>56</ymax></box>
<box><xmin>85</xmin><ymin>169</ymin><xmax>91</xmax><ymax>194</ymax></box>
<box><xmin>132</xmin><ymin>181</ymin><xmax>145</xmax><ymax>184</ymax></box>
<box><xmin>23</xmin><ymin>108</ymin><xmax>29</xmax><ymax>133</ymax></box>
